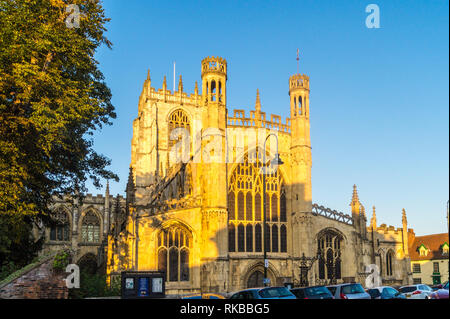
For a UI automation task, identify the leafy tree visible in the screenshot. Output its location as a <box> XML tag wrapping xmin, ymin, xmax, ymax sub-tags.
<box><xmin>0</xmin><ymin>0</ymin><xmax>118</xmax><ymax>271</ymax></box>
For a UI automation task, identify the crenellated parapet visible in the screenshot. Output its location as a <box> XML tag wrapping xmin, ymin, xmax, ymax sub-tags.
<box><xmin>289</xmin><ymin>74</ymin><xmax>310</xmax><ymax>92</ymax></box>
<box><xmin>201</xmin><ymin>56</ymin><xmax>227</xmax><ymax>79</ymax></box>
<box><xmin>226</xmin><ymin>108</ymin><xmax>291</xmax><ymax>133</ymax></box>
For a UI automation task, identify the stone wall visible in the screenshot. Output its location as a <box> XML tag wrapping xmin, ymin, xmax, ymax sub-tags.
<box><xmin>0</xmin><ymin>255</ymin><xmax>68</xmax><ymax>299</ymax></box>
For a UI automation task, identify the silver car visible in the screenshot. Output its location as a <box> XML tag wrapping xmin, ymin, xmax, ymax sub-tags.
<box><xmin>327</xmin><ymin>283</ymin><xmax>371</xmax><ymax>299</ymax></box>
<box><xmin>399</xmin><ymin>284</ymin><xmax>434</xmax><ymax>299</ymax></box>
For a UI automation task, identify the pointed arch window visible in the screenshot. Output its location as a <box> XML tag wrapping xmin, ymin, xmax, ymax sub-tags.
<box><xmin>168</xmin><ymin>109</ymin><xmax>191</xmax><ymax>165</ymax></box>
<box><xmin>317</xmin><ymin>229</ymin><xmax>343</xmax><ymax>281</ymax></box>
<box><xmin>246</xmin><ymin>224</ymin><xmax>253</xmax><ymax>252</ymax></box>
<box><xmin>81</xmin><ymin>211</ymin><xmax>100</xmax><ymax>243</ymax></box>
<box><xmin>50</xmin><ymin>209</ymin><xmax>70</xmax><ymax>242</ymax></box>
<box><xmin>228</xmin><ymin>149</ymin><xmax>287</xmax><ymax>253</ymax></box>
<box><xmin>386</xmin><ymin>250</ymin><xmax>394</xmax><ymax>276</ymax></box>
<box><xmin>157</xmin><ymin>226</ymin><xmax>191</xmax><ymax>282</ymax></box>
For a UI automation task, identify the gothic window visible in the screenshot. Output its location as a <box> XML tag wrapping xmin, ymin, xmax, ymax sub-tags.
<box><xmin>157</xmin><ymin>226</ymin><xmax>191</xmax><ymax>282</ymax></box>
<box><xmin>246</xmin><ymin>224</ymin><xmax>253</xmax><ymax>252</ymax></box>
<box><xmin>280</xmin><ymin>187</ymin><xmax>287</xmax><ymax>222</ymax></box>
<box><xmin>265</xmin><ymin>224</ymin><xmax>271</xmax><ymax>252</ymax></box>
<box><xmin>317</xmin><ymin>229</ymin><xmax>343</xmax><ymax>281</ymax></box>
<box><xmin>386</xmin><ymin>250</ymin><xmax>394</xmax><ymax>276</ymax></box>
<box><xmin>237</xmin><ymin>192</ymin><xmax>244</xmax><ymax>220</ymax></box>
<box><xmin>81</xmin><ymin>211</ymin><xmax>100</xmax><ymax>243</ymax></box>
<box><xmin>169</xmin><ymin>247</ymin><xmax>178</xmax><ymax>282</ymax></box>
<box><xmin>228</xmin><ymin>149</ymin><xmax>287</xmax><ymax>253</ymax></box>
<box><xmin>180</xmin><ymin>248</ymin><xmax>189</xmax><ymax>281</ymax></box>
<box><xmin>272</xmin><ymin>225</ymin><xmax>278</xmax><ymax>253</ymax></box>
<box><xmin>50</xmin><ymin>208</ymin><xmax>70</xmax><ymax>242</ymax></box>
<box><xmin>168</xmin><ymin>109</ymin><xmax>191</xmax><ymax>164</ymax></box>
<box><xmin>280</xmin><ymin>225</ymin><xmax>287</xmax><ymax>252</ymax></box>
<box><xmin>228</xmin><ymin>224</ymin><xmax>236</xmax><ymax>252</ymax></box>
<box><xmin>237</xmin><ymin>223</ymin><xmax>245</xmax><ymax>252</ymax></box>
<box><xmin>271</xmin><ymin>194</ymin><xmax>278</xmax><ymax>222</ymax></box>
<box><xmin>246</xmin><ymin>192</ymin><xmax>252</xmax><ymax>221</ymax></box>
<box><xmin>228</xmin><ymin>192</ymin><xmax>235</xmax><ymax>220</ymax></box>
<box><xmin>255</xmin><ymin>194</ymin><xmax>262</xmax><ymax>221</ymax></box>
<box><xmin>255</xmin><ymin>224</ymin><xmax>262</xmax><ymax>252</ymax></box>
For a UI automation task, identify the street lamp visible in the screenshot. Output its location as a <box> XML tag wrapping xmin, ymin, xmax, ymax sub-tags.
<box><xmin>262</xmin><ymin>133</ymin><xmax>284</xmax><ymax>287</ymax></box>
<box><xmin>298</xmin><ymin>252</ymin><xmax>321</xmax><ymax>287</ymax></box>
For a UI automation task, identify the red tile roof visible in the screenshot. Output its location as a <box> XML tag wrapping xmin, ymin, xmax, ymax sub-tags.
<box><xmin>409</xmin><ymin>233</ymin><xmax>449</xmax><ymax>261</ymax></box>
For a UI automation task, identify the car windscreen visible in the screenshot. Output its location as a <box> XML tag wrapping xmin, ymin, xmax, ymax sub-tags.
<box><xmin>341</xmin><ymin>284</ymin><xmax>365</xmax><ymax>294</ymax></box>
<box><xmin>399</xmin><ymin>286</ymin><xmax>417</xmax><ymax>293</ymax></box>
<box><xmin>444</xmin><ymin>282</ymin><xmax>449</xmax><ymax>290</ymax></box>
<box><xmin>290</xmin><ymin>289</ymin><xmax>305</xmax><ymax>298</ymax></box>
<box><xmin>259</xmin><ymin>287</ymin><xmax>292</xmax><ymax>298</ymax></box>
<box><xmin>327</xmin><ymin>286</ymin><xmax>337</xmax><ymax>295</ymax></box>
<box><xmin>304</xmin><ymin>286</ymin><xmax>331</xmax><ymax>296</ymax></box>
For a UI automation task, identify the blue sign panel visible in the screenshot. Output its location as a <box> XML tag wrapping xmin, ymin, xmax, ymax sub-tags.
<box><xmin>138</xmin><ymin>277</ymin><xmax>149</xmax><ymax>297</ymax></box>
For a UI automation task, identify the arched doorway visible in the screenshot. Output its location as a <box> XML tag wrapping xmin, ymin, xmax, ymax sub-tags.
<box><xmin>77</xmin><ymin>253</ymin><xmax>98</xmax><ymax>275</ymax></box>
<box><xmin>247</xmin><ymin>270</ymin><xmax>264</xmax><ymax>288</ymax></box>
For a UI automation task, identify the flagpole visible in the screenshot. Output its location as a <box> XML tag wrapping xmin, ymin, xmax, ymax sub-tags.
<box><xmin>296</xmin><ymin>49</ymin><xmax>300</xmax><ymax>74</ymax></box>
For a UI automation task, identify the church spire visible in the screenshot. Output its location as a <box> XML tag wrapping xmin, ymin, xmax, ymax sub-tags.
<box><xmin>194</xmin><ymin>81</ymin><xmax>199</xmax><ymax>95</ymax></box>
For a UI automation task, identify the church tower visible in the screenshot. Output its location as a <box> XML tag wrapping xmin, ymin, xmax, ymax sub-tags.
<box><xmin>199</xmin><ymin>57</ymin><xmax>229</xmax><ymax>292</ymax></box>
<box><xmin>289</xmin><ymin>72</ymin><xmax>312</xmax><ymax>213</ymax></box>
<box><xmin>289</xmin><ymin>66</ymin><xmax>313</xmax><ymax>259</ymax></box>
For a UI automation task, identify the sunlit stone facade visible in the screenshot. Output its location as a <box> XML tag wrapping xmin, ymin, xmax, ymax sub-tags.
<box><xmin>106</xmin><ymin>57</ymin><xmax>413</xmax><ymax>294</ymax></box>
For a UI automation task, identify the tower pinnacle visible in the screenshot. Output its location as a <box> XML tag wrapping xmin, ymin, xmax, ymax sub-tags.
<box><xmin>351</xmin><ymin>184</ymin><xmax>359</xmax><ymax>205</ymax></box>
<box><xmin>178</xmin><ymin>75</ymin><xmax>183</xmax><ymax>92</ymax></box>
<box><xmin>371</xmin><ymin>206</ymin><xmax>377</xmax><ymax>229</ymax></box>
<box><xmin>255</xmin><ymin>89</ymin><xmax>261</xmax><ymax>113</ymax></box>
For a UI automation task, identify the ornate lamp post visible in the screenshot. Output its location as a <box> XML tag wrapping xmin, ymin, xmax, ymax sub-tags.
<box><xmin>262</xmin><ymin>133</ymin><xmax>283</xmax><ymax>287</ymax></box>
<box><xmin>298</xmin><ymin>252</ymin><xmax>321</xmax><ymax>287</ymax></box>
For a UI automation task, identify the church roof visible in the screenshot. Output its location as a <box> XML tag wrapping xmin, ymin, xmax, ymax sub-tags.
<box><xmin>409</xmin><ymin>233</ymin><xmax>449</xmax><ymax>261</ymax></box>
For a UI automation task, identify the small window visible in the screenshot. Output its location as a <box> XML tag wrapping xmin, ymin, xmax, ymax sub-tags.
<box><xmin>433</xmin><ymin>262</ymin><xmax>440</xmax><ymax>273</ymax></box>
<box><xmin>413</xmin><ymin>263</ymin><xmax>421</xmax><ymax>273</ymax></box>
<box><xmin>412</xmin><ymin>278</ymin><xmax>422</xmax><ymax>285</ymax></box>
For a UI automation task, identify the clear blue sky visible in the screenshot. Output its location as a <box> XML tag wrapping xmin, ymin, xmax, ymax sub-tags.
<box><xmin>88</xmin><ymin>0</ymin><xmax>449</xmax><ymax>236</ymax></box>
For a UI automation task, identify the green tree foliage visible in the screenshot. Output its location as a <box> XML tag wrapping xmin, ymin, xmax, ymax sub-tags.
<box><xmin>0</xmin><ymin>0</ymin><xmax>118</xmax><ymax>272</ymax></box>
<box><xmin>69</xmin><ymin>271</ymin><xmax>120</xmax><ymax>299</ymax></box>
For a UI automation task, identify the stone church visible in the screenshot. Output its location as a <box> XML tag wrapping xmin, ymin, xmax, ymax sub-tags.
<box><xmin>98</xmin><ymin>56</ymin><xmax>412</xmax><ymax>294</ymax></box>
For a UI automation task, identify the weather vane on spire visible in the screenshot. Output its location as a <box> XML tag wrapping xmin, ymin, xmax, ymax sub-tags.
<box><xmin>296</xmin><ymin>48</ymin><xmax>300</xmax><ymax>74</ymax></box>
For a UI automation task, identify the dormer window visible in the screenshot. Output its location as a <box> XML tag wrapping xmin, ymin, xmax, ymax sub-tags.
<box><xmin>442</xmin><ymin>243</ymin><xmax>449</xmax><ymax>255</ymax></box>
<box><xmin>418</xmin><ymin>245</ymin><xmax>428</xmax><ymax>257</ymax></box>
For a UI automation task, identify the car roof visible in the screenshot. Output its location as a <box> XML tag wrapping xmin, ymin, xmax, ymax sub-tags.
<box><xmin>291</xmin><ymin>285</ymin><xmax>331</xmax><ymax>290</ymax></box>
<box><xmin>231</xmin><ymin>286</ymin><xmax>288</xmax><ymax>294</ymax></box>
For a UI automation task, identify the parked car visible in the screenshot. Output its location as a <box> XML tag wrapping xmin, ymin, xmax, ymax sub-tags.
<box><xmin>181</xmin><ymin>293</ymin><xmax>225</xmax><ymax>299</ymax></box>
<box><xmin>399</xmin><ymin>284</ymin><xmax>434</xmax><ymax>299</ymax></box>
<box><xmin>367</xmin><ymin>286</ymin><xmax>406</xmax><ymax>299</ymax></box>
<box><xmin>431</xmin><ymin>284</ymin><xmax>443</xmax><ymax>291</ymax></box>
<box><xmin>229</xmin><ymin>287</ymin><xmax>296</xmax><ymax>299</ymax></box>
<box><xmin>429</xmin><ymin>281</ymin><xmax>449</xmax><ymax>299</ymax></box>
<box><xmin>327</xmin><ymin>283</ymin><xmax>371</xmax><ymax>299</ymax></box>
<box><xmin>290</xmin><ymin>286</ymin><xmax>334</xmax><ymax>299</ymax></box>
